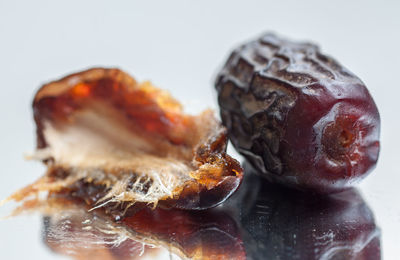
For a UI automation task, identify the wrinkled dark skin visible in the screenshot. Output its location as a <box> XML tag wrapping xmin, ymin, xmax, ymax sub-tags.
<box><xmin>215</xmin><ymin>33</ymin><xmax>380</xmax><ymax>192</ymax></box>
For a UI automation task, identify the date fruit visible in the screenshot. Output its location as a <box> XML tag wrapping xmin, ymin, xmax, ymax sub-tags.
<box><xmin>8</xmin><ymin>68</ymin><xmax>242</xmax><ymax>211</ymax></box>
<box><xmin>215</xmin><ymin>33</ymin><xmax>380</xmax><ymax>192</ymax></box>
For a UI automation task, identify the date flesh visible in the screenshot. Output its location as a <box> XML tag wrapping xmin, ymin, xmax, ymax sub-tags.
<box><xmin>215</xmin><ymin>33</ymin><xmax>380</xmax><ymax>192</ymax></box>
<box><xmin>8</xmin><ymin>68</ymin><xmax>242</xmax><ymax>211</ymax></box>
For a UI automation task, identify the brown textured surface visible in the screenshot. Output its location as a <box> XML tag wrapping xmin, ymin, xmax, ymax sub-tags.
<box><xmin>215</xmin><ymin>33</ymin><xmax>380</xmax><ymax>192</ymax></box>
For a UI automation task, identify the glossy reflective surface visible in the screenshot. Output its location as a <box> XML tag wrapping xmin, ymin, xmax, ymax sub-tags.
<box><xmin>234</xmin><ymin>164</ymin><xmax>381</xmax><ymax>260</ymax></box>
<box><xmin>42</xmin><ymin>199</ymin><xmax>245</xmax><ymax>260</ymax></box>
<box><xmin>37</xmin><ymin>164</ymin><xmax>380</xmax><ymax>260</ymax></box>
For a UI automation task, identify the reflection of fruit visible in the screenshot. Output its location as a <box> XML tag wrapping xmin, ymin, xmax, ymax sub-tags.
<box><xmin>122</xmin><ymin>207</ymin><xmax>246</xmax><ymax>260</ymax></box>
<box><xmin>8</xmin><ymin>68</ymin><xmax>242</xmax><ymax>211</ymax></box>
<box><xmin>215</xmin><ymin>33</ymin><xmax>380</xmax><ymax>192</ymax></box>
<box><xmin>41</xmin><ymin>197</ymin><xmax>245</xmax><ymax>260</ymax></box>
<box><xmin>235</xmin><ymin>164</ymin><xmax>381</xmax><ymax>260</ymax></box>
<box><xmin>12</xmin><ymin>163</ymin><xmax>380</xmax><ymax>260</ymax></box>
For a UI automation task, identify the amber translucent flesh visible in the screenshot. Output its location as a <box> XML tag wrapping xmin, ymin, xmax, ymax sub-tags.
<box><xmin>27</xmin><ymin>68</ymin><xmax>243</xmax><ymax>210</ymax></box>
<box><xmin>35</xmin><ymin>77</ymin><xmax>190</xmax><ymax>146</ymax></box>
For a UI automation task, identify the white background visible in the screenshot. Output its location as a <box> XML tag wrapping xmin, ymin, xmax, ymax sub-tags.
<box><xmin>0</xmin><ymin>0</ymin><xmax>399</xmax><ymax>259</ymax></box>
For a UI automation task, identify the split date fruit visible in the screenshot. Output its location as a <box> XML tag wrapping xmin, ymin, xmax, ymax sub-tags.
<box><xmin>9</xmin><ymin>68</ymin><xmax>243</xmax><ymax>211</ymax></box>
<box><xmin>215</xmin><ymin>33</ymin><xmax>380</xmax><ymax>192</ymax></box>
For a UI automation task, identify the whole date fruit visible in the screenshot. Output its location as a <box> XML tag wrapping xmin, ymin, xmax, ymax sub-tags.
<box><xmin>215</xmin><ymin>33</ymin><xmax>380</xmax><ymax>192</ymax></box>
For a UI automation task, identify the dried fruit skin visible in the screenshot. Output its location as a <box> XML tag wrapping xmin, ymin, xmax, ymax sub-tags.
<box><xmin>9</xmin><ymin>68</ymin><xmax>243</xmax><ymax>211</ymax></box>
<box><xmin>215</xmin><ymin>33</ymin><xmax>380</xmax><ymax>192</ymax></box>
